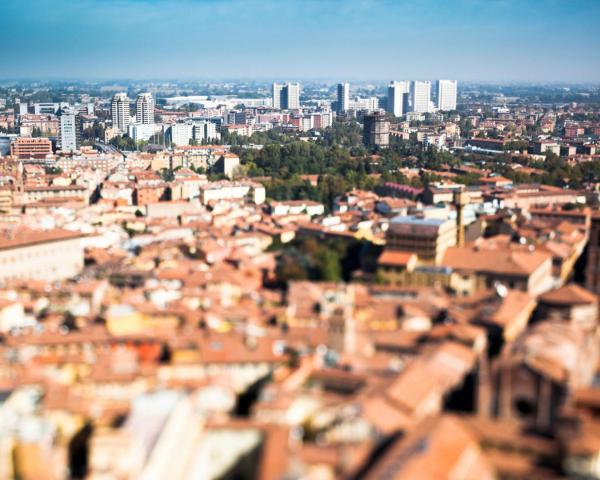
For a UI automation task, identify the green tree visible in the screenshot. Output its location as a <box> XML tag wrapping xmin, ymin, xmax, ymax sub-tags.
<box><xmin>316</xmin><ymin>248</ymin><xmax>342</xmax><ymax>282</ymax></box>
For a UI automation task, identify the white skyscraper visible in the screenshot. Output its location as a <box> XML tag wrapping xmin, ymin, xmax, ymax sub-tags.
<box><xmin>135</xmin><ymin>92</ymin><xmax>154</xmax><ymax>125</ymax></box>
<box><xmin>59</xmin><ymin>108</ymin><xmax>79</xmax><ymax>152</ymax></box>
<box><xmin>410</xmin><ymin>81</ymin><xmax>431</xmax><ymax>113</ymax></box>
<box><xmin>282</xmin><ymin>83</ymin><xmax>300</xmax><ymax>109</ymax></box>
<box><xmin>272</xmin><ymin>82</ymin><xmax>301</xmax><ymax>110</ymax></box>
<box><xmin>111</xmin><ymin>93</ymin><xmax>130</xmax><ymax>133</ymax></box>
<box><xmin>436</xmin><ymin>80</ymin><xmax>458</xmax><ymax>111</ymax></box>
<box><xmin>387</xmin><ymin>80</ymin><xmax>410</xmax><ymax>117</ymax></box>
<box><xmin>272</xmin><ymin>83</ymin><xmax>283</xmax><ymax>109</ymax></box>
<box><xmin>337</xmin><ymin>82</ymin><xmax>350</xmax><ymax>114</ymax></box>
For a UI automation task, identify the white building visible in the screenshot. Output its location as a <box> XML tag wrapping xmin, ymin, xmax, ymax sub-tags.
<box><xmin>410</xmin><ymin>81</ymin><xmax>432</xmax><ymax>113</ymax></box>
<box><xmin>135</xmin><ymin>92</ymin><xmax>154</xmax><ymax>125</ymax></box>
<box><xmin>273</xmin><ymin>82</ymin><xmax>301</xmax><ymax>110</ymax></box>
<box><xmin>34</xmin><ymin>102</ymin><xmax>60</xmax><ymax>115</ymax></box>
<box><xmin>337</xmin><ymin>82</ymin><xmax>350</xmax><ymax>114</ymax></box>
<box><xmin>128</xmin><ymin>123</ymin><xmax>156</xmax><ymax>143</ymax></box>
<box><xmin>111</xmin><ymin>93</ymin><xmax>130</xmax><ymax>134</ymax></box>
<box><xmin>423</xmin><ymin>132</ymin><xmax>447</xmax><ymax>149</ymax></box>
<box><xmin>349</xmin><ymin>97</ymin><xmax>380</xmax><ymax>112</ymax></box>
<box><xmin>59</xmin><ymin>108</ymin><xmax>79</xmax><ymax>152</ymax></box>
<box><xmin>124</xmin><ymin>92</ymin><xmax>156</xmax><ymax>142</ymax></box>
<box><xmin>436</xmin><ymin>80</ymin><xmax>458</xmax><ymax>111</ymax></box>
<box><xmin>193</xmin><ymin>121</ymin><xmax>219</xmax><ymax>143</ymax></box>
<box><xmin>0</xmin><ymin>229</ymin><xmax>85</xmax><ymax>283</ymax></box>
<box><xmin>312</xmin><ymin>111</ymin><xmax>333</xmax><ymax>129</ymax></box>
<box><xmin>272</xmin><ymin>83</ymin><xmax>283</xmax><ymax>109</ymax></box>
<box><xmin>170</xmin><ymin>123</ymin><xmax>194</xmax><ymax>147</ymax></box>
<box><xmin>283</xmin><ymin>83</ymin><xmax>301</xmax><ymax>109</ymax></box>
<box><xmin>200</xmin><ymin>181</ymin><xmax>265</xmax><ymax>205</ymax></box>
<box><xmin>387</xmin><ymin>80</ymin><xmax>410</xmax><ymax>117</ymax></box>
<box><xmin>299</xmin><ymin>116</ymin><xmax>313</xmax><ymax>132</ymax></box>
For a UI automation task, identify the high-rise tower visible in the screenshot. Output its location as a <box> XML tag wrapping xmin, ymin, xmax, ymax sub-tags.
<box><xmin>272</xmin><ymin>82</ymin><xmax>300</xmax><ymax>110</ymax></box>
<box><xmin>436</xmin><ymin>80</ymin><xmax>458</xmax><ymax>111</ymax></box>
<box><xmin>281</xmin><ymin>83</ymin><xmax>300</xmax><ymax>110</ymax></box>
<box><xmin>135</xmin><ymin>92</ymin><xmax>154</xmax><ymax>125</ymax></box>
<box><xmin>272</xmin><ymin>83</ymin><xmax>283</xmax><ymax>109</ymax></box>
<box><xmin>363</xmin><ymin>111</ymin><xmax>390</xmax><ymax>148</ymax></box>
<box><xmin>58</xmin><ymin>107</ymin><xmax>80</xmax><ymax>152</ymax></box>
<box><xmin>111</xmin><ymin>93</ymin><xmax>130</xmax><ymax>133</ymax></box>
<box><xmin>337</xmin><ymin>82</ymin><xmax>350</xmax><ymax>115</ymax></box>
<box><xmin>387</xmin><ymin>81</ymin><xmax>410</xmax><ymax>117</ymax></box>
<box><xmin>409</xmin><ymin>81</ymin><xmax>431</xmax><ymax>113</ymax></box>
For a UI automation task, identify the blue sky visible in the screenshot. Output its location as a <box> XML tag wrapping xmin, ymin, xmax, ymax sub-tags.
<box><xmin>0</xmin><ymin>0</ymin><xmax>599</xmax><ymax>82</ymax></box>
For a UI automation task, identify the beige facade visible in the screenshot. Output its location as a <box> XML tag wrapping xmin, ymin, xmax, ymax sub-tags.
<box><xmin>200</xmin><ymin>181</ymin><xmax>265</xmax><ymax>205</ymax></box>
<box><xmin>0</xmin><ymin>231</ymin><xmax>84</xmax><ymax>283</ymax></box>
<box><xmin>386</xmin><ymin>216</ymin><xmax>457</xmax><ymax>264</ymax></box>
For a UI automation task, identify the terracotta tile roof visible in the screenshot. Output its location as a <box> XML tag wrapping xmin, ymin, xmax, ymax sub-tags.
<box><xmin>362</xmin><ymin>415</ymin><xmax>495</xmax><ymax>479</ymax></box>
<box><xmin>539</xmin><ymin>284</ymin><xmax>598</xmax><ymax>306</ymax></box>
<box><xmin>0</xmin><ymin>227</ymin><xmax>84</xmax><ymax>251</ymax></box>
<box><xmin>377</xmin><ymin>250</ymin><xmax>417</xmax><ymax>267</ymax></box>
<box><xmin>489</xmin><ymin>290</ymin><xmax>536</xmax><ymax>327</ymax></box>
<box><xmin>442</xmin><ymin>245</ymin><xmax>551</xmax><ymax>277</ymax></box>
<box><xmin>504</xmin><ymin>320</ymin><xmax>593</xmax><ymax>384</ymax></box>
<box><xmin>384</xmin><ymin>341</ymin><xmax>477</xmax><ymax>416</ymax></box>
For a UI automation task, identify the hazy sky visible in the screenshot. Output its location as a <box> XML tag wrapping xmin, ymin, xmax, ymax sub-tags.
<box><xmin>1</xmin><ymin>0</ymin><xmax>599</xmax><ymax>82</ymax></box>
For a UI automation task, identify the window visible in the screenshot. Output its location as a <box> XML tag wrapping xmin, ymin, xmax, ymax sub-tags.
<box><xmin>515</xmin><ymin>397</ymin><xmax>536</xmax><ymax>417</ymax></box>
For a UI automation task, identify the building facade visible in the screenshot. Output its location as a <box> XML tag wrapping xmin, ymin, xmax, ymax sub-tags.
<box><xmin>193</xmin><ymin>121</ymin><xmax>219</xmax><ymax>143</ymax></box>
<box><xmin>410</xmin><ymin>81</ymin><xmax>431</xmax><ymax>113</ymax></box>
<box><xmin>436</xmin><ymin>80</ymin><xmax>458</xmax><ymax>111</ymax></box>
<box><xmin>337</xmin><ymin>82</ymin><xmax>350</xmax><ymax>114</ymax></box>
<box><xmin>386</xmin><ymin>215</ymin><xmax>457</xmax><ymax>263</ymax></box>
<box><xmin>272</xmin><ymin>83</ymin><xmax>300</xmax><ymax>110</ymax></box>
<box><xmin>10</xmin><ymin>137</ymin><xmax>52</xmax><ymax>158</ymax></box>
<box><xmin>135</xmin><ymin>92</ymin><xmax>154</xmax><ymax>125</ymax></box>
<box><xmin>387</xmin><ymin>80</ymin><xmax>410</xmax><ymax>117</ymax></box>
<box><xmin>111</xmin><ymin>93</ymin><xmax>130</xmax><ymax>134</ymax></box>
<box><xmin>0</xmin><ymin>229</ymin><xmax>85</xmax><ymax>283</ymax></box>
<box><xmin>170</xmin><ymin>123</ymin><xmax>194</xmax><ymax>147</ymax></box>
<box><xmin>363</xmin><ymin>111</ymin><xmax>390</xmax><ymax>148</ymax></box>
<box><xmin>58</xmin><ymin>108</ymin><xmax>80</xmax><ymax>152</ymax></box>
<box><xmin>272</xmin><ymin>83</ymin><xmax>283</xmax><ymax>109</ymax></box>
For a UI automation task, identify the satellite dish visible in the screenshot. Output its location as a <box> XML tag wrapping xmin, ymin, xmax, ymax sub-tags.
<box><xmin>495</xmin><ymin>283</ymin><xmax>508</xmax><ymax>298</ymax></box>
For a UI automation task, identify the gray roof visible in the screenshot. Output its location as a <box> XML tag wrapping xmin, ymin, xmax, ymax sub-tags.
<box><xmin>390</xmin><ymin>215</ymin><xmax>447</xmax><ymax>227</ymax></box>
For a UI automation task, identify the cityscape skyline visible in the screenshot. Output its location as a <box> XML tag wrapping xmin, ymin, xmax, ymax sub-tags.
<box><xmin>3</xmin><ymin>0</ymin><xmax>600</xmax><ymax>478</ymax></box>
<box><xmin>1</xmin><ymin>0</ymin><xmax>599</xmax><ymax>82</ymax></box>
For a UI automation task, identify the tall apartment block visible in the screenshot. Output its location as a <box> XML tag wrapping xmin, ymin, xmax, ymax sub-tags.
<box><xmin>363</xmin><ymin>111</ymin><xmax>390</xmax><ymax>148</ymax></box>
<box><xmin>436</xmin><ymin>80</ymin><xmax>458</xmax><ymax>111</ymax></box>
<box><xmin>337</xmin><ymin>82</ymin><xmax>350</xmax><ymax>114</ymax></box>
<box><xmin>135</xmin><ymin>92</ymin><xmax>155</xmax><ymax>125</ymax></box>
<box><xmin>58</xmin><ymin>108</ymin><xmax>80</xmax><ymax>152</ymax></box>
<box><xmin>272</xmin><ymin>82</ymin><xmax>301</xmax><ymax>110</ymax></box>
<box><xmin>111</xmin><ymin>93</ymin><xmax>130</xmax><ymax>133</ymax></box>
<box><xmin>409</xmin><ymin>81</ymin><xmax>431</xmax><ymax>113</ymax></box>
<box><xmin>272</xmin><ymin>83</ymin><xmax>283</xmax><ymax>109</ymax></box>
<box><xmin>387</xmin><ymin>80</ymin><xmax>410</xmax><ymax>117</ymax></box>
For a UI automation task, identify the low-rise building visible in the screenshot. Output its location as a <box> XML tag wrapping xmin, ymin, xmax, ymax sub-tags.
<box><xmin>0</xmin><ymin>228</ymin><xmax>85</xmax><ymax>283</ymax></box>
<box><xmin>386</xmin><ymin>215</ymin><xmax>457</xmax><ymax>263</ymax></box>
<box><xmin>10</xmin><ymin>137</ymin><xmax>53</xmax><ymax>158</ymax></box>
